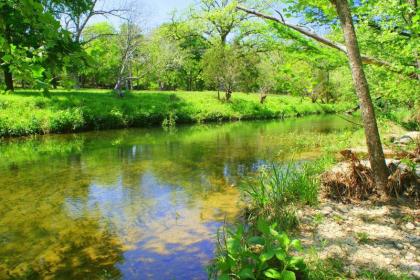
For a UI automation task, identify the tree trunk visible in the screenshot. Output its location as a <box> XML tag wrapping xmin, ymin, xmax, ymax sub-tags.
<box><xmin>3</xmin><ymin>65</ymin><xmax>14</xmax><ymax>91</ymax></box>
<box><xmin>52</xmin><ymin>76</ymin><xmax>58</xmax><ymax>89</ymax></box>
<box><xmin>332</xmin><ymin>0</ymin><xmax>389</xmax><ymax>191</ymax></box>
<box><xmin>225</xmin><ymin>89</ymin><xmax>232</xmax><ymax>101</ymax></box>
<box><xmin>260</xmin><ymin>91</ymin><xmax>267</xmax><ymax>104</ymax></box>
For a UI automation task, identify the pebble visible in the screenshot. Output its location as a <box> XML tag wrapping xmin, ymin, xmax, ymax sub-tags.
<box><xmin>406</xmin><ymin>223</ymin><xmax>415</xmax><ymax>230</ymax></box>
<box><xmin>321</xmin><ymin>206</ymin><xmax>333</xmax><ymax>216</ymax></box>
<box><xmin>394</xmin><ymin>242</ymin><xmax>404</xmax><ymax>250</ymax></box>
<box><xmin>405</xmin><ymin>252</ymin><xmax>415</xmax><ymax>260</ymax></box>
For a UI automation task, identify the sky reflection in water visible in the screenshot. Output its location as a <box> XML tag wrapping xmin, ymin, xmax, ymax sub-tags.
<box><xmin>0</xmin><ymin>116</ymin><xmax>355</xmax><ymax>279</ymax></box>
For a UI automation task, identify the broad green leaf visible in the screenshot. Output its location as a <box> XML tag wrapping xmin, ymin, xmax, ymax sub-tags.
<box><xmin>264</xmin><ymin>268</ymin><xmax>282</xmax><ymax>279</ymax></box>
<box><xmin>248</xmin><ymin>236</ymin><xmax>265</xmax><ymax>245</ymax></box>
<box><xmin>275</xmin><ymin>250</ymin><xmax>287</xmax><ymax>261</ymax></box>
<box><xmin>277</xmin><ymin>233</ymin><xmax>290</xmax><ymax>248</ymax></box>
<box><xmin>289</xmin><ymin>256</ymin><xmax>306</xmax><ymax>270</ymax></box>
<box><xmin>290</xmin><ymin>239</ymin><xmax>302</xmax><ymax>251</ymax></box>
<box><xmin>259</xmin><ymin>250</ymin><xmax>275</xmax><ymax>263</ymax></box>
<box><xmin>2</xmin><ymin>54</ymin><xmax>12</xmax><ymax>63</ymax></box>
<box><xmin>280</xmin><ymin>270</ymin><xmax>296</xmax><ymax>280</ymax></box>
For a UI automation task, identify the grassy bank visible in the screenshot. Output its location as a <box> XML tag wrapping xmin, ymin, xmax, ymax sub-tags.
<box><xmin>0</xmin><ymin>89</ymin><xmax>351</xmax><ymax>137</ymax></box>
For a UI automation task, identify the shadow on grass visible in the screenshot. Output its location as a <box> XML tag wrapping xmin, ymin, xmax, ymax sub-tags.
<box><xmin>2</xmin><ymin>90</ymin><xmax>194</xmax><ymax>136</ymax></box>
<box><xmin>229</xmin><ymin>98</ymin><xmax>276</xmax><ymax>119</ymax></box>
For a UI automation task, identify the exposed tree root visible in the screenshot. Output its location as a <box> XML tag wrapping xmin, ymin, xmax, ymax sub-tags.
<box><xmin>321</xmin><ymin>149</ymin><xmax>419</xmax><ymax>204</ymax></box>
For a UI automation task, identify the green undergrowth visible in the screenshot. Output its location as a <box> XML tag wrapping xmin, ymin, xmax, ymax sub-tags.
<box><xmin>306</xmin><ymin>255</ymin><xmax>415</xmax><ymax>280</ymax></box>
<box><xmin>210</xmin><ymin>147</ymin><xmax>416</xmax><ymax>279</ymax></box>
<box><xmin>210</xmin><ymin>158</ymin><xmax>336</xmax><ymax>279</ymax></box>
<box><xmin>0</xmin><ymin>89</ymin><xmax>352</xmax><ymax>137</ymax></box>
<box><xmin>382</xmin><ymin>108</ymin><xmax>419</xmax><ymax>131</ymax></box>
<box><xmin>241</xmin><ymin>158</ymin><xmax>334</xmax><ymax>232</ymax></box>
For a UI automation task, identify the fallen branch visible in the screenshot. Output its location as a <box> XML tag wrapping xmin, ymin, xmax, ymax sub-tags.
<box><xmin>236</xmin><ymin>6</ymin><xmax>415</xmax><ymax>78</ymax></box>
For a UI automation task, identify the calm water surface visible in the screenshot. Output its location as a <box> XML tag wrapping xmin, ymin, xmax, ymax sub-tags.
<box><xmin>0</xmin><ymin>116</ymin><xmax>354</xmax><ymax>279</ymax></box>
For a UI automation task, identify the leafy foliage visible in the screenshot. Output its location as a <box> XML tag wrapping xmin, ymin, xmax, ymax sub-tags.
<box><xmin>210</xmin><ymin>220</ymin><xmax>307</xmax><ymax>280</ymax></box>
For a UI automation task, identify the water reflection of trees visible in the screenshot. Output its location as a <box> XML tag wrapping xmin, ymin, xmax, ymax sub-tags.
<box><xmin>0</xmin><ymin>116</ymin><xmax>352</xmax><ymax>278</ymax></box>
<box><xmin>0</xmin><ymin>159</ymin><xmax>124</xmax><ymax>279</ymax></box>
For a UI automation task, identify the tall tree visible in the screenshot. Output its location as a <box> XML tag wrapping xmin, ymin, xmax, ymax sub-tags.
<box><xmin>114</xmin><ymin>21</ymin><xmax>143</xmax><ymax>96</ymax></box>
<box><xmin>237</xmin><ymin>1</ymin><xmax>392</xmax><ymax>191</ymax></box>
<box><xmin>331</xmin><ymin>0</ymin><xmax>389</xmax><ymax>191</ymax></box>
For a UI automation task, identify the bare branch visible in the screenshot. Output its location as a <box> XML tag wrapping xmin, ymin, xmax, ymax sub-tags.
<box><xmin>81</xmin><ymin>33</ymin><xmax>118</xmax><ymax>45</ymax></box>
<box><xmin>274</xmin><ymin>9</ymin><xmax>285</xmax><ymax>23</ymax></box>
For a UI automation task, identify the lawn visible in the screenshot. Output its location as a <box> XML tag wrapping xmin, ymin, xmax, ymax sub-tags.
<box><xmin>0</xmin><ymin>89</ymin><xmax>351</xmax><ymax>137</ymax></box>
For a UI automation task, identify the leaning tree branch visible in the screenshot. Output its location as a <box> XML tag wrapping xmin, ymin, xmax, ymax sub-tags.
<box><xmin>81</xmin><ymin>33</ymin><xmax>118</xmax><ymax>45</ymax></box>
<box><xmin>236</xmin><ymin>6</ymin><xmax>415</xmax><ymax>77</ymax></box>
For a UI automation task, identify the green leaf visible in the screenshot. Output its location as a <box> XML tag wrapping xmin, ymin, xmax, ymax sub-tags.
<box><xmin>264</xmin><ymin>268</ymin><xmax>282</xmax><ymax>279</ymax></box>
<box><xmin>269</xmin><ymin>226</ymin><xmax>279</xmax><ymax>237</ymax></box>
<box><xmin>31</xmin><ymin>65</ymin><xmax>45</xmax><ymax>79</ymax></box>
<box><xmin>259</xmin><ymin>250</ymin><xmax>275</xmax><ymax>263</ymax></box>
<box><xmin>238</xmin><ymin>267</ymin><xmax>255</xmax><ymax>279</ymax></box>
<box><xmin>289</xmin><ymin>256</ymin><xmax>306</xmax><ymax>270</ymax></box>
<box><xmin>290</xmin><ymin>239</ymin><xmax>302</xmax><ymax>251</ymax></box>
<box><xmin>275</xmin><ymin>249</ymin><xmax>287</xmax><ymax>261</ymax></box>
<box><xmin>227</xmin><ymin>238</ymin><xmax>241</xmax><ymax>254</ymax></box>
<box><xmin>280</xmin><ymin>270</ymin><xmax>296</xmax><ymax>280</ymax></box>
<box><xmin>2</xmin><ymin>54</ymin><xmax>12</xmax><ymax>63</ymax></box>
<box><xmin>257</xmin><ymin>219</ymin><xmax>270</xmax><ymax>235</ymax></box>
<box><xmin>277</xmin><ymin>233</ymin><xmax>290</xmax><ymax>248</ymax></box>
<box><xmin>248</xmin><ymin>236</ymin><xmax>265</xmax><ymax>245</ymax></box>
<box><xmin>219</xmin><ymin>274</ymin><xmax>230</xmax><ymax>280</ymax></box>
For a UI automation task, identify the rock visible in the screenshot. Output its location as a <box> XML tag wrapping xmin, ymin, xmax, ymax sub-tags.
<box><xmin>405</xmin><ymin>131</ymin><xmax>420</xmax><ymax>140</ymax></box>
<box><xmin>337</xmin><ymin>204</ymin><xmax>349</xmax><ymax>213</ymax></box>
<box><xmin>405</xmin><ymin>252</ymin><xmax>416</xmax><ymax>261</ymax></box>
<box><xmin>398</xmin><ymin>136</ymin><xmax>414</xmax><ymax>144</ymax></box>
<box><xmin>321</xmin><ymin>206</ymin><xmax>333</xmax><ymax>216</ymax></box>
<box><xmin>395</xmin><ymin>131</ymin><xmax>420</xmax><ymax>145</ymax></box>
<box><xmin>394</xmin><ymin>242</ymin><xmax>404</xmax><ymax>250</ymax></box>
<box><xmin>406</xmin><ymin>223</ymin><xmax>415</xmax><ymax>230</ymax></box>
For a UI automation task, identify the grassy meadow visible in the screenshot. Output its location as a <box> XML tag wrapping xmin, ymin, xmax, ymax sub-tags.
<box><xmin>0</xmin><ymin>90</ymin><xmax>352</xmax><ymax>137</ymax></box>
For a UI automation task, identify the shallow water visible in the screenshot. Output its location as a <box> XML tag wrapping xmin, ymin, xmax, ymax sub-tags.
<box><xmin>0</xmin><ymin>116</ymin><xmax>354</xmax><ymax>279</ymax></box>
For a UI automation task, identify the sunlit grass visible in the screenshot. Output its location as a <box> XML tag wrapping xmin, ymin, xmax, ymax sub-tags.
<box><xmin>0</xmin><ymin>89</ymin><xmax>352</xmax><ymax>137</ymax></box>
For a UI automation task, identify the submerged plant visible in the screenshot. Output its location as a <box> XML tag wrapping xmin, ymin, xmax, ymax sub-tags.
<box><xmin>209</xmin><ymin>219</ymin><xmax>308</xmax><ymax>280</ymax></box>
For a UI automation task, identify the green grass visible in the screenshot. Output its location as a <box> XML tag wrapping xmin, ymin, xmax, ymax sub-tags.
<box><xmin>0</xmin><ymin>89</ymin><xmax>351</xmax><ymax>137</ymax></box>
<box><xmin>242</xmin><ymin>156</ymin><xmax>335</xmax><ymax>232</ymax></box>
<box><xmin>306</xmin><ymin>256</ymin><xmax>416</xmax><ymax>280</ymax></box>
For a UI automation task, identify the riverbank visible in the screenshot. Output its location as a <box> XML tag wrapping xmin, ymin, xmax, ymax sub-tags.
<box><xmin>210</xmin><ymin>125</ymin><xmax>419</xmax><ymax>279</ymax></box>
<box><xmin>0</xmin><ymin>90</ymin><xmax>351</xmax><ymax>137</ymax></box>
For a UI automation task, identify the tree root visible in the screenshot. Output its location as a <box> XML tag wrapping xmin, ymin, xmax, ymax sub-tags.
<box><xmin>321</xmin><ymin>150</ymin><xmax>419</xmax><ymax>204</ymax></box>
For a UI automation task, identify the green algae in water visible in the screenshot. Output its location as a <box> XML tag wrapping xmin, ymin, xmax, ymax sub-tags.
<box><xmin>0</xmin><ymin>116</ymin><xmax>358</xmax><ymax>279</ymax></box>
